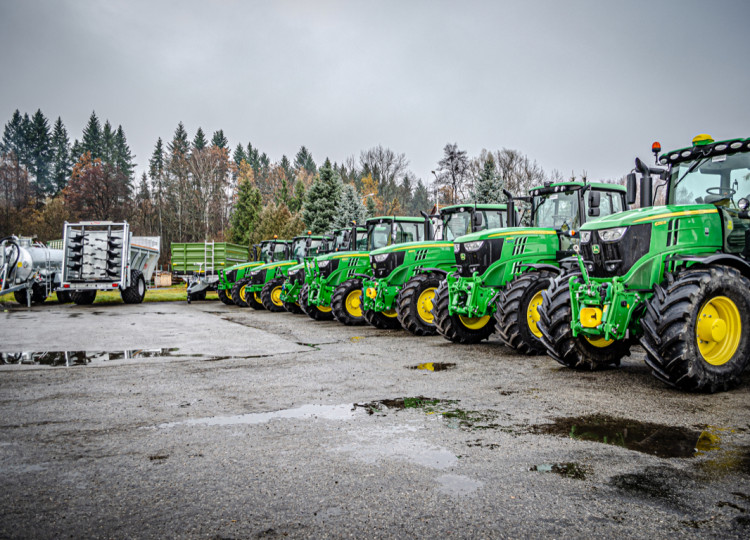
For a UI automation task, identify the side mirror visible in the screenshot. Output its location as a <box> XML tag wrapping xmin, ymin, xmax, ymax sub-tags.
<box><xmin>588</xmin><ymin>190</ymin><xmax>600</xmax><ymax>209</ymax></box>
<box><xmin>588</xmin><ymin>207</ymin><xmax>601</xmax><ymax>217</ymax></box>
<box><xmin>472</xmin><ymin>211</ymin><xmax>483</xmax><ymax>230</ymax></box>
<box><xmin>626</xmin><ymin>173</ymin><xmax>638</xmax><ymax>206</ymax></box>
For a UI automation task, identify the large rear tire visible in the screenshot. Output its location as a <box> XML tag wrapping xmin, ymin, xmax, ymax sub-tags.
<box><xmin>495</xmin><ymin>270</ymin><xmax>556</xmax><ymax>355</ymax></box>
<box><xmin>72</xmin><ymin>290</ymin><xmax>97</xmax><ymax>305</ymax></box>
<box><xmin>363</xmin><ymin>307</ymin><xmax>401</xmax><ymax>330</ymax></box>
<box><xmin>397</xmin><ymin>273</ymin><xmax>442</xmax><ymax>336</ymax></box>
<box><xmin>230</xmin><ymin>278</ymin><xmax>251</xmax><ymax>308</ymax></box>
<box><xmin>640</xmin><ymin>266</ymin><xmax>750</xmax><ymax>393</ymax></box>
<box><xmin>56</xmin><ymin>290</ymin><xmax>72</xmax><ymax>304</ymax></box>
<box><xmin>261</xmin><ymin>277</ymin><xmax>286</xmax><ymax>312</ymax></box>
<box><xmin>218</xmin><ymin>288</ymin><xmax>234</xmax><ymax>305</ymax></box>
<box><xmin>432</xmin><ymin>280</ymin><xmax>495</xmax><ymax>344</ymax></box>
<box><xmin>331</xmin><ymin>278</ymin><xmax>366</xmax><ymax>326</ymax></box>
<box><xmin>299</xmin><ymin>284</ymin><xmax>334</xmax><ymax>321</ymax></box>
<box><xmin>121</xmin><ymin>269</ymin><xmax>146</xmax><ymax>304</ymax></box>
<box><xmin>538</xmin><ymin>271</ymin><xmax>630</xmax><ymax>370</ymax></box>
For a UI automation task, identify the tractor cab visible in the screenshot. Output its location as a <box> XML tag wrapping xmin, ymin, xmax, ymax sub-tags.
<box><xmin>259</xmin><ymin>239</ymin><xmax>291</xmax><ymax>263</ymax></box>
<box><xmin>440</xmin><ymin>204</ymin><xmax>507</xmax><ymax>240</ymax></box>
<box><xmin>290</xmin><ymin>233</ymin><xmax>330</xmax><ymax>263</ymax></box>
<box><xmin>366</xmin><ymin>216</ymin><xmax>430</xmax><ymax>251</ymax></box>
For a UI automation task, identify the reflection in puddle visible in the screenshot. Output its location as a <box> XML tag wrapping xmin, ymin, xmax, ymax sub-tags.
<box><xmin>158</xmin><ymin>404</ymin><xmax>356</xmax><ymax>428</ymax></box>
<box><xmin>435</xmin><ymin>474</ymin><xmax>483</xmax><ymax>496</ymax></box>
<box><xmin>530</xmin><ymin>462</ymin><xmax>588</xmax><ymax>480</ymax></box>
<box><xmin>1</xmin><ymin>348</ymin><xmax>182</xmax><ymax>366</ymax></box>
<box><xmin>409</xmin><ymin>363</ymin><xmax>456</xmax><ymax>372</ymax></box>
<box><xmin>355</xmin><ymin>397</ymin><xmax>499</xmax><ymax>431</ymax></box>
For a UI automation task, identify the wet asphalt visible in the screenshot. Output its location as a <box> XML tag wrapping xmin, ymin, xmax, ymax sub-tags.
<box><xmin>1</xmin><ymin>299</ymin><xmax>749</xmax><ymax>539</ymax></box>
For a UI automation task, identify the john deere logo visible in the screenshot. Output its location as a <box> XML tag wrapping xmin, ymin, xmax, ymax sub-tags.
<box><xmin>592</xmin><ymin>244</ymin><xmax>601</xmax><ymax>254</ymax></box>
<box><xmin>460</xmin><ymin>253</ymin><xmax>466</xmax><ymax>260</ymax></box>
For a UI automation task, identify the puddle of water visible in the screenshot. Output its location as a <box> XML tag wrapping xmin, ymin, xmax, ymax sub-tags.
<box><xmin>355</xmin><ymin>397</ymin><xmax>500</xmax><ymax>431</ymax></box>
<box><xmin>158</xmin><ymin>403</ymin><xmax>356</xmax><ymax>428</ymax></box>
<box><xmin>409</xmin><ymin>362</ymin><xmax>456</xmax><ymax>372</ymax></box>
<box><xmin>435</xmin><ymin>474</ymin><xmax>483</xmax><ymax>496</ymax></box>
<box><xmin>354</xmin><ymin>396</ymin><xmax>447</xmax><ymax>414</ymax></box>
<box><xmin>530</xmin><ymin>462</ymin><xmax>588</xmax><ymax>480</ymax></box>
<box><xmin>533</xmin><ymin>414</ymin><xmax>707</xmax><ymax>459</ymax></box>
<box><xmin>0</xmin><ymin>348</ymin><xmax>183</xmax><ymax>367</ymax></box>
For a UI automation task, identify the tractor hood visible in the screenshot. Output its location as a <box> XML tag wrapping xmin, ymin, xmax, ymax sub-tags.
<box><xmin>579</xmin><ymin>204</ymin><xmax>719</xmax><ymax>230</ymax></box>
<box><xmin>369</xmin><ymin>240</ymin><xmax>452</xmax><ymax>257</ymax></box>
<box><xmin>248</xmin><ymin>259</ymin><xmax>297</xmax><ymax>275</ymax></box>
<box><xmin>453</xmin><ymin>226</ymin><xmax>557</xmax><ymax>244</ymax></box>
<box><xmin>225</xmin><ymin>260</ymin><xmax>264</xmax><ymax>272</ymax></box>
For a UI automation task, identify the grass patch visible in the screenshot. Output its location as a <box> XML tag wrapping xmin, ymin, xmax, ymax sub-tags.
<box><xmin>1</xmin><ymin>285</ymin><xmax>216</xmax><ymax>306</ymax></box>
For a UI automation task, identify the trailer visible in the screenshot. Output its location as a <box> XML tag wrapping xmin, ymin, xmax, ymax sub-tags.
<box><xmin>59</xmin><ymin>221</ymin><xmax>160</xmax><ymax>305</ymax></box>
<box><xmin>0</xmin><ymin>236</ymin><xmax>67</xmax><ymax>306</ymax></box>
<box><xmin>170</xmin><ymin>241</ymin><xmax>249</xmax><ymax>302</ymax></box>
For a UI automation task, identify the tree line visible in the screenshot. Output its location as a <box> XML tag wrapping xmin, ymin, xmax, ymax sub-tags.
<box><xmin>1</xmin><ymin>108</ymin><xmax>600</xmax><ymax>266</ymax></box>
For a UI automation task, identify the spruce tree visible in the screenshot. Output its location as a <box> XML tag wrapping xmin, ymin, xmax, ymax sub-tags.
<box><xmin>149</xmin><ymin>138</ymin><xmax>165</xmax><ymax>180</ymax></box>
<box><xmin>193</xmin><ymin>127</ymin><xmax>207</xmax><ymax>150</ymax></box>
<box><xmin>366</xmin><ymin>196</ymin><xmax>377</xmax><ymax>219</ymax></box>
<box><xmin>168</xmin><ymin>122</ymin><xmax>190</xmax><ymax>157</ymax></box>
<box><xmin>473</xmin><ymin>154</ymin><xmax>503</xmax><ymax>203</ymax></box>
<box><xmin>232</xmin><ymin>143</ymin><xmax>246</xmax><ymax>166</ymax></box>
<box><xmin>113</xmin><ymin>125</ymin><xmax>135</xmax><ymax>182</ymax></box>
<box><xmin>81</xmin><ymin>111</ymin><xmax>103</xmax><ymax>160</ymax></box>
<box><xmin>50</xmin><ymin>117</ymin><xmax>71</xmax><ymax>193</ymax></box>
<box><xmin>294</xmin><ymin>146</ymin><xmax>316</xmax><ymax>175</ymax></box>
<box><xmin>102</xmin><ymin>120</ymin><xmax>115</xmax><ymax>163</ymax></box>
<box><xmin>411</xmin><ymin>179</ymin><xmax>431</xmax><ymax>215</ymax></box>
<box><xmin>229</xmin><ymin>164</ymin><xmax>262</xmax><ymax>245</ymax></box>
<box><xmin>335</xmin><ymin>184</ymin><xmax>367</xmax><ymax>228</ymax></box>
<box><xmin>1</xmin><ymin>109</ymin><xmax>26</xmax><ymax>159</ymax></box>
<box><xmin>27</xmin><ymin>109</ymin><xmax>53</xmax><ymax>197</ymax></box>
<box><xmin>211</xmin><ymin>129</ymin><xmax>228</xmax><ymax>149</ymax></box>
<box><xmin>302</xmin><ymin>158</ymin><xmax>342</xmax><ymax>233</ymax></box>
<box><xmin>289</xmin><ymin>179</ymin><xmax>306</xmax><ymax>213</ymax></box>
<box><xmin>280</xmin><ymin>155</ymin><xmax>293</xmax><ymax>180</ymax></box>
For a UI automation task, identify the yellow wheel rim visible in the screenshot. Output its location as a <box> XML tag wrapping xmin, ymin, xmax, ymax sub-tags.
<box><xmin>270</xmin><ymin>287</ymin><xmax>283</xmax><ymax>306</ymax></box>
<box><xmin>254</xmin><ymin>292</ymin><xmax>261</xmax><ymax>304</ymax></box>
<box><xmin>239</xmin><ymin>286</ymin><xmax>247</xmax><ymax>303</ymax></box>
<box><xmin>382</xmin><ymin>309</ymin><xmax>398</xmax><ymax>318</ymax></box>
<box><xmin>584</xmin><ymin>336</ymin><xmax>614</xmax><ymax>348</ymax></box>
<box><xmin>416</xmin><ymin>287</ymin><xmax>436</xmax><ymax>324</ymax></box>
<box><xmin>318</xmin><ymin>304</ymin><xmax>332</xmax><ymax>313</ymax></box>
<box><xmin>459</xmin><ymin>314</ymin><xmax>491</xmax><ymax>330</ymax></box>
<box><xmin>527</xmin><ymin>290</ymin><xmax>544</xmax><ymax>339</ymax></box>
<box><xmin>696</xmin><ymin>296</ymin><xmax>741</xmax><ymax>366</ymax></box>
<box><xmin>345</xmin><ymin>290</ymin><xmax>363</xmax><ymax>317</ymax></box>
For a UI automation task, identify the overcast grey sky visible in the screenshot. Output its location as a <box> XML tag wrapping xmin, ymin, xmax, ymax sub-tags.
<box><xmin>1</xmin><ymin>0</ymin><xmax>748</xmax><ymax>186</ymax></box>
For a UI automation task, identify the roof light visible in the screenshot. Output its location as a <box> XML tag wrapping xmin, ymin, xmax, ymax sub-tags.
<box><xmin>715</xmin><ymin>144</ymin><xmax>728</xmax><ymax>151</ymax></box>
<box><xmin>730</xmin><ymin>142</ymin><xmax>743</xmax><ymax>149</ymax></box>
<box><xmin>681</xmin><ymin>150</ymin><xmax>692</xmax><ymax>158</ymax></box>
<box><xmin>692</xmin><ymin>134</ymin><xmax>714</xmax><ymax>146</ymax></box>
<box><xmin>651</xmin><ymin>141</ymin><xmax>661</xmax><ymax>153</ymax></box>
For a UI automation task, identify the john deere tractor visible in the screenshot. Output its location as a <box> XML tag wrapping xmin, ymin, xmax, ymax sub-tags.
<box><xmin>225</xmin><ymin>239</ymin><xmax>291</xmax><ymax>308</ymax></box>
<box><xmin>279</xmin><ymin>226</ymin><xmax>365</xmax><ymax>314</ymax></box>
<box><xmin>217</xmin><ymin>239</ymin><xmax>282</xmax><ymax>306</ymax></box>
<box><xmin>362</xmin><ymin>204</ymin><xmax>507</xmax><ymax>334</ymax></box>
<box><xmin>434</xmin><ymin>182</ymin><xmax>628</xmax><ymax>352</ymax></box>
<box><xmin>243</xmin><ymin>234</ymin><xmax>330</xmax><ymax>312</ymax></box>
<box><xmin>539</xmin><ymin>135</ymin><xmax>750</xmax><ymax>393</ymax></box>
<box><xmin>301</xmin><ymin>216</ymin><xmax>429</xmax><ymax>324</ymax></box>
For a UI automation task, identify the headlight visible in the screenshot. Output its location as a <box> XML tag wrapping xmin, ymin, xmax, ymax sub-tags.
<box><xmin>598</xmin><ymin>227</ymin><xmax>627</xmax><ymax>242</ymax></box>
<box><xmin>317</xmin><ymin>260</ymin><xmax>330</xmax><ymax>268</ymax></box>
<box><xmin>580</xmin><ymin>231</ymin><xmax>591</xmax><ymax>243</ymax></box>
<box><xmin>373</xmin><ymin>253</ymin><xmax>389</xmax><ymax>263</ymax></box>
<box><xmin>454</xmin><ymin>243</ymin><xmax>460</xmax><ymax>253</ymax></box>
<box><xmin>249</xmin><ymin>270</ymin><xmax>260</xmax><ymax>276</ymax></box>
<box><xmin>463</xmin><ymin>241</ymin><xmax>484</xmax><ymax>252</ymax></box>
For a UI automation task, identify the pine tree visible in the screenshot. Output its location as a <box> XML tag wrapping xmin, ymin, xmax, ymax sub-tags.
<box><xmin>149</xmin><ymin>137</ymin><xmax>166</xmax><ymax>238</ymax></box>
<box><xmin>366</xmin><ymin>196</ymin><xmax>377</xmax><ymax>219</ymax></box>
<box><xmin>168</xmin><ymin>122</ymin><xmax>190</xmax><ymax>157</ymax></box>
<box><xmin>232</xmin><ymin>143</ymin><xmax>247</xmax><ymax>166</ymax></box>
<box><xmin>248</xmin><ymin>202</ymin><xmax>295</xmax><ymax>246</ymax></box>
<box><xmin>81</xmin><ymin>111</ymin><xmax>103</xmax><ymax>160</ymax></box>
<box><xmin>50</xmin><ymin>117</ymin><xmax>71</xmax><ymax>193</ymax></box>
<box><xmin>193</xmin><ymin>127</ymin><xmax>207</xmax><ymax>150</ymax></box>
<box><xmin>1</xmin><ymin>109</ymin><xmax>26</xmax><ymax>160</ymax></box>
<box><xmin>289</xmin><ymin>179</ymin><xmax>306</xmax><ymax>213</ymax></box>
<box><xmin>302</xmin><ymin>158</ymin><xmax>342</xmax><ymax>234</ymax></box>
<box><xmin>102</xmin><ymin>120</ymin><xmax>115</xmax><ymax>163</ymax></box>
<box><xmin>473</xmin><ymin>154</ymin><xmax>503</xmax><ymax>203</ymax></box>
<box><xmin>229</xmin><ymin>164</ymin><xmax>263</xmax><ymax>245</ymax></box>
<box><xmin>280</xmin><ymin>155</ymin><xmax>293</xmax><ymax>179</ymax></box>
<box><xmin>411</xmin><ymin>179</ymin><xmax>431</xmax><ymax>215</ymax></box>
<box><xmin>113</xmin><ymin>125</ymin><xmax>135</xmax><ymax>182</ymax></box>
<box><xmin>294</xmin><ymin>146</ymin><xmax>316</xmax><ymax>175</ymax></box>
<box><xmin>27</xmin><ymin>109</ymin><xmax>53</xmax><ymax>198</ymax></box>
<box><xmin>211</xmin><ymin>129</ymin><xmax>228</xmax><ymax>149</ymax></box>
<box><xmin>335</xmin><ymin>184</ymin><xmax>367</xmax><ymax>228</ymax></box>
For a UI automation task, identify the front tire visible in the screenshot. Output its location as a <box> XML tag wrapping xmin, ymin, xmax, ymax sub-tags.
<box><xmin>396</xmin><ymin>273</ymin><xmax>442</xmax><ymax>336</ymax></box>
<box><xmin>495</xmin><ymin>270</ymin><xmax>556</xmax><ymax>355</ymax></box>
<box><xmin>261</xmin><ymin>277</ymin><xmax>286</xmax><ymax>312</ymax></box>
<box><xmin>640</xmin><ymin>266</ymin><xmax>750</xmax><ymax>393</ymax></box>
<box><xmin>218</xmin><ymin>288</ymin><xmax>234</xmax><ymax>305</ymax></box>
<box><xmin>538</xmin><ymin>271</ymin><xmax>630</xmax><ymax>370</ymax></box>
<box><xmin>432</xmin><ymin>280</ymin><xmax>495</xmax><ymax>344</ymax></box>
<box><xmin>363</xmin><ymin>307</ymin><xmax>402</xmax><ymax>330</ymax></box>
<box><xmin>230</xmin><ymin>278</ymin><xmax>251</xmax><ymax>308</ymax></box>
<box><xmin>299</xmin><ymin>284</ymin><xmax>334</xmax><ymax>321</ymax></box>
<box><xmin>331</xmin><ymin>278</ymin><xmax>366</xmax><ymax>326</ymax></box>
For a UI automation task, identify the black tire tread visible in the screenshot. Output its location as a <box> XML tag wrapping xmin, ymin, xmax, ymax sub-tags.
<box><xmin>331</xmin><ymin>278</ymin><xmax>366</xmax><ymax>326</ymax></box>
<box><xmin>396</xmin><ymin>273</ymin><xmax>442</xmax><ymax>336</ymax></box>
<box><xmin>495</xmin><ymin>270</ymin><xmax>555</xmax><ymax>355</ymax></box>
<box><xmin>261</xmin><ymin>277</ymin><xmax>287</xmax><ymax>312</ymax></box>
<box><xmin>432</xmin><ymin>280</ymin><xmax>495</xmax><ymax>344</ymax></box>
<box><xmin>299</xmin><ymin>284</ymin><xmax>334</xmax><ymax>321</ymax></box>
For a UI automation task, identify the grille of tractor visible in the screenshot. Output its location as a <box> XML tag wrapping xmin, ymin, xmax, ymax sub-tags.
<box><xmin>454</xmin><ymin>238</ymin><xmax>504</xmax><ymax>277</ymax></box>
<box><xmin>250</xmin><ymin>269</ymin><xmax>267</xmax><ymax>285</ymax></box>
<box><xmin>581</xmin><ymin>224</ymin><xmax>652</xmax><ymax>278</ymax></box>
<box><xmin>372</xmin><ymin>252</ymin><xmax>406</xmax><ymax>278</ymax></box>
<box><xmin>320</xmin><ymin>259</ymin><xmax>339</xmax><ymax>278</ymax></box>
<box><xmin>226</xmin><ymin>269</ymin><xmax>237</xmax><ymax>283</ymax></box>
<box><xmin>291</xmin><ymin>268</ymin><xmax>305</xmax><ymax>283</ymax></box>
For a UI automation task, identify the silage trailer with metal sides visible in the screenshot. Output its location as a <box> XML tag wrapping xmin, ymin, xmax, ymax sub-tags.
<box><xmin>170</xmin><ymin>241</ymin><xmax>249</xmax><ymax>302</ymax></box>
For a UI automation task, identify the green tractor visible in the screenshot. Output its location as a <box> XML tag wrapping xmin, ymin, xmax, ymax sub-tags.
<box><xmin>434</xmin><ymin>182</ymin><xmax>628</xmax><ymax>352</ymax></box>
<box><xmin>242</xmin><ymin>233</ymin><xmax>330</xmax><ymax>312</ymax></box>
<box><xmin>279</xmin><ymin>226</ymin><xmax>365</xmax><ymax>314</ymax></box>
<box><xmin>361</xmin><ymin>204</ymin><xmax>508</xmax><ymax>334</ymax></box>
<box><xmin>222</xmin><ymin>238</ymin><xmax>291</xmax><ymax>307</ymax></box>
<box><xmin>539</xmin><ymin>135</ymin><xmax>750</xmax><ymax>393</ymax></box>
<box><xmin>301</xmin><ymin>216</ymin><xmax>429</xmax><ymax>324</ymax></box>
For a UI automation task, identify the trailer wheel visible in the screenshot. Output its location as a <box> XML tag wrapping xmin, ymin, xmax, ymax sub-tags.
<box><xmin>72</xmin><ymin>290</ymin><xmax>97</xmax><ymax>305</ymax></box>
<box><xmin>363</xmin><ymin>307</ymin><xmax>402</xmax><ymax>330</ymax></box>
<box><xmin>332</xmin><ymin>278</ymin><xmax>366</xmax><ymax>326</ymax></box>
<box><xmin>121</xmin><ymin>269</ymin><xmax>146</xmax><ymax>304</ymax></box>
<box><xmin>261</xmin><ymin>278</ymin><xmax>286</xmax><ymax>312</ymax></box>
<box><xmin>230</xmin><ymin>278</ymin><xmax>251</xmax><ymax>308</ymax></box>
<box><xmin>432</xmin><ymin>280</ymin><xmax>495</xmax><ymax>344</ymax></box>
<box><xmin>397</xmin><ymin>273</ymin><xmax>442</xmax><ymax>336</ymax></box>
<box><xmin>640</xmin><ymin>266</ymin><xmax>750</xmax><ymax>393</ymax></box>
<box><xmin>218</xmin><ymin>288</ymin><xmax>234</xmax><ymax>305</ymax></box>
<box><xmin>56</xmin><ymin>290</ymin><xmax>72</xmax><ymax>304</ymax></box>
<box><xmin>299</xmin><ymin>284</ymin><xmax>334</xmax><ymax>321</ymax></box>
<box><xmin>495</xmin><ymin>270</ymin><xmax>556</xmax><ymax>355</ymax></box>
<box><xmin>14</xmin><ymin>283</ymin><xmax>47</xmax><ymax>305</ymax></box>
<box><xmin>538</xmin><ymin>271</ymin><xmax>630</xmax><ymax>370</ymax></box>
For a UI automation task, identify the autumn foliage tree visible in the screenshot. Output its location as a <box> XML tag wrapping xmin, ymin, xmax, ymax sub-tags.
<box><xmin>65</xmin><ymin>152</ymin><xmax>130</xmax><ymax>221</ymax></box>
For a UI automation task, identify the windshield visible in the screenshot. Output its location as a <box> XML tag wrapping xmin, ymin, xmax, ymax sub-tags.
<box><xmin>333</xmin><ymin>230</ymin><xmax>348</xmax><ymax>250</ymax></box>
<box><xmin>393</xmin><ymin>221</ymin><xmax>424</xmax><ymax>243</ymax></box>
<box><xmin>533</xmin><ymin>190</ymin><xmax>580</xmax><ymax>230</ymax></box>
<box><xmin>272</xmin><ymin>242</ymin><xmax>287</xmax><ymax>260</ymax></box>
<box><xmin>291</xmin><ymin>239</ymin><xmax>306</xmax><ymax>259</ymax></box>
<box><xmin>671</xmin><ymin>153</ymin><xmax>750</xmax><ymax>207</ymax></box>
<box><xmin>592</xmin><ymin>190</ymin><xmax>625</xmax><ymax>216</ymax></box>
<box><xmin>260</xmin><ymin>242</ymin><xmax>272</xmax><ymax>263</ymax></box>
<box><xmin>367</xmin><ymin>222</ymin><xmax>392</xmax><ymax>250</ymax></box>
<box><xmin>442</xmin><ymin>211</ymin><xmax>471</xmax><ymax>240</ymax></box>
